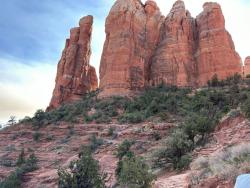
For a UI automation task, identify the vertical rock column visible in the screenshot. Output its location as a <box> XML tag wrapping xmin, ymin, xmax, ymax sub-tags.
<box><xmin>150</xmin><ymin>0</ymin><xmax>197</xmax><ymax>87</ymax></box>
<box><xmin>99</xmin><ymin>0</ymin><xmax>163</xmax><ymax>97</ymax></box>
<box><xmin>48</xmin><ymin>15</ymin><xmax>98</xmax><ymax>110</ymax></box>
<box><xmin>195</xmin><ymin>2</ymin><xmax>242</xmax><ymax>85</ymax></box>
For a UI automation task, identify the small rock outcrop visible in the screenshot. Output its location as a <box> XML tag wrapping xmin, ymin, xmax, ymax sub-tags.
<box><xmin>244</xmin><ymin>56</ymin><xmax>250</xmax><ymax>77</ymax></box>
<box><xmin>99</xmin><ymin>0</ymin><xmax>164</xmax><ymax>97</ymax></box>
<box><xmin>48</xmin><ymin>15</ymin><xmax>98</xmax><ymax>110</ymax></box>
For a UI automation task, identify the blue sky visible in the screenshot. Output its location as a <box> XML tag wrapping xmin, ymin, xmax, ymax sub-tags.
<box><xmin>0</xmin><ymin>0</ymin><xmax>249</xmax><ymax>124</ymax></box>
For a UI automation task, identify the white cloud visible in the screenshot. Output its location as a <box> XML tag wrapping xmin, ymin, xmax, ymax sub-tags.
<box><xmin>0</xmin><ymin>58</ymin><xmax>56</xmax><ymax>124</ymax></box>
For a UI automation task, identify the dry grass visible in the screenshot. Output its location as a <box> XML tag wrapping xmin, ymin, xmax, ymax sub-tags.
<box><xmin>189</xmin><ymin>143</ymin><xmax>250</xmax><ymax>186</ymax></box>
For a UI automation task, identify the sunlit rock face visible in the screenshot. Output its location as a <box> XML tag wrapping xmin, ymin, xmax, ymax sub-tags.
<box><xmin>99</xmin><ymin>0</ymin><xmax>242</xmax><ymax>97</ymax></box>
<box><xmin>150</xmin><ymin>0</ymin><xmax>197</xmax><ymax>87</ymax></box>
<box><xmin>195</xmin><ymin>2</ymin><xmax>242</xmax><ymax>86</ymax></box>
<box><xmin>48</xmin><ymin>16</ymin><xmax>98</xmax><ymax>110</ymax></box>
<box><xmin>99</xmin><ymin>0</ymin><xmax>164</xmax><ymax>97</ymax></box>
<box><xmin>244</xmin><ymin>57</ymin><xmax>250</xmax><ymax>77</ymax></box>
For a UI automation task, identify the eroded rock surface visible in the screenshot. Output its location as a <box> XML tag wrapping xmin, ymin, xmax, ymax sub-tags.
<box><xmin>244</xmin><ymin>56</ymin><xmax>250</xmax><ymax>77</ymax></box>
<box><xmin>150</xmin><ymin>0</ymin><xmax>197</xmax><ymax>87</ymax></box>
<box><xmin>99</xmin><ymin>0</ymin><xmax>164</xmax><ymax>97</ymax></box>
<box><xmin>48</xmin><ymin>16</ymin><xmax>98</xmax><ymax>110</ymax></box>
<box><xmin>195</xmin><ymin>2</ymin><xmax>242</xmax><ymax>85</ymax></box>
<box><xmin>99</xmin><ymin>0</ymin><xmax>242</xmax><ymax>97</ymax></box>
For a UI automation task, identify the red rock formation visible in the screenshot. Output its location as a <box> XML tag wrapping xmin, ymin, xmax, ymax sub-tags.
<box><xmin>48</xmin><ymin>15</ymin><xmax>98</xmax><ymax>110</ymax></box>
<box><xmin>195</xmin><ymin>2</ymin><xmax>242</xmax><ymax>85</ymax></box>
<box><xmin>99</xmin><ymin>0</ymin><xmax>163</xmax><ymax>97</ymax></box>
<box><xmin>244</xmin><ymin>56</ymin><xmax>250</xmax><ymax>77</ymax></box>
<box><xmin>150</xmin><ymin>0</ymin><xmax>197</xmax><ymax>87</ymax></box>
<box><xmin>99</xmin><ymin>0</ymin><xmax>242</xmax><ymax>96</ymax></box>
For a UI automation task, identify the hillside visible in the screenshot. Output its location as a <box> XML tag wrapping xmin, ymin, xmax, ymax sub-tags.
<box><xmin>1</xmin><ymin>77</ymin><xmax>250</xmax><ymax>188</ymax></box>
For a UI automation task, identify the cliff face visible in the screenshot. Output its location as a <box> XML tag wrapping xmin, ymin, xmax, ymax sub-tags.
<box><xmin>48</xmin><ymin>16</ymin><xmax>98</xmax><ymax>110</ymax></box>
<box><xmin>244</xmin><ymin>57</ymin><xmax>250</xmax><ymax>77</ymax></box>
<box><xmin>195</xmin><ymin>2</ymin><xmax>242</xmax><ymax>85</ymax></box>
<box><xmin>49</xmin><ymin>0</ymin><xmax>243</xmax><ymax>107</ymax></box>
<box><xmin>99</xmin><ymin>0</ymin><xmax>164</xmax><ymax>97</ymax></box>
<box><xmin>99</xmin><ymin>0</ymin><xmax>242</xmax><ymax>97</ymax></box>
<box><xmin>150</xmin><ymin>0</ymin><xmax>197</xmax><ymax>87</ymax></box>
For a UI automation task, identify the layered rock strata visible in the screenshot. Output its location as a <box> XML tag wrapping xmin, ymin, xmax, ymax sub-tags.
<box><xmin>99</xmin><ymin>0</ymin><xmax>242</xmax><ymax>97</ymax></box>
<box><xmin>99</xmin><ymin>0</ymin><xmax>164</xmax><ymax>97</ymax></box>
<box><xmin>195</xmin><ymin>2</ymin><xmax>242</xmax><ymax>85</ymax></box>
<box><xmin>244</xmin><ymin>57</ymin><xmax>250</xmax><ymax>77</ymax></box>
<box><xmin>48</xmin><ymin>15</ymin><xmax>98</xmax><ymax>110</ymax></box>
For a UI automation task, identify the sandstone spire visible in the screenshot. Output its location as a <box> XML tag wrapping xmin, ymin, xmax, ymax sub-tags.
<box><xmin>195</xmin><ymin>2</ymin><xmax>242</xmax><ymax>85</ymax></box>
<box><xmin>48</xmin><ymin>15</ymin><xmax>98</xmax><ymax>110</ymax></box>
<box><xmin>99</xmin><ymin>0</ymin><xmax>164</xmax><ymax>97</ymax></box>
<box><xmin>150</xmin><ymin>0</ymin><xmax>197</xmax><ymax>87</ymax></box>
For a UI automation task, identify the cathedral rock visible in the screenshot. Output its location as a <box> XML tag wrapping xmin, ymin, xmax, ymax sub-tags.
<box><xmin>99</xmin><ymin>0</ymin><xmax>242</xmax><ymax>97</ymax></box>
<box><xmin>48</xmin><ymin>0</ymin><xmax>243</xmax><ymax>108</ymax></box>
<box><xmin>48</xmin><ymin>15</ymin><xmax>98</xmax><ymax>110</ymax></box>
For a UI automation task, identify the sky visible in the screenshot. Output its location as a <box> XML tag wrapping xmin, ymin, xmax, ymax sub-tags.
<box><xmin>0</xmin><ymin>0</ymin><xmax>249</xmax><ymax>125</ymax></box>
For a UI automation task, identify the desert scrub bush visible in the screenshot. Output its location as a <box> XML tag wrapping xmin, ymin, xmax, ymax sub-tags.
<box><xmin>117</xmin><ymin>156</ymin><xmax>155</xmax><ymax>188</ymax></box>
<box><xmin>118</xmin><ymin>112</ymin><xmax>145</xmax><ymax>124</ymax></box>
<box><xmin>33</xmin><ymin>131</ymin><xmax>42</xmax><ymax>142</ymax></box>
<box><xmin>189</xmin><ymin>143</ymin><xmax>250</xmax><ymax>186</ymax></box>
<box><xmin>32</xmin><ymin>109</ymin><xmax>48</xmax><ymax>127</ymax></box>
<box><xmin>242</xmin><ymin>97</ymin><xmax>250</xmax><ymax>119</ymax></box>
<box><xmin>116</xmin><ymin>140</ymin><xmax>134</xmax><ymax>160</ymax></box>
<box><xmin>89</xmin><ymin>134</ymin><xmax>104</xmax><ymax>152</ymax></box>
<box><xmin>58</xmin><ymin>146</ymin><xmax>106</xmax><ymax>188</ymax></box>
<box><xmin>115</xmin><ymin>140</ymin><xmax>155</xmax><ymax>188</ymax></box>
<box><xmin>16</xmin><ymin>148</ymin><xmax>25</xmax><ymax>166</ymax></box>
<box><xmin>0</xmin><ymin>153</ymin><xmax>38</xmax><ymax>188</ymax></box>
<box><xmin>154</xmin><ymin>129</ymin><xmax>192</xmax><ymax>170</ymax></box>
<box><xmin>107</xmin><ymin>127</ymin><xmax>115</xmax><ymax>137</ymax></box>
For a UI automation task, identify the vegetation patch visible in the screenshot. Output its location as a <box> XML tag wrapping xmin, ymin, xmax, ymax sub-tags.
<box><xmin>0</xmin><ymin>149</ymin><xmax>38</xmax><ymax>188</ymax></box>
<box><xmin>189</xmin><ymin>143</ymin><xmax>250</xmax><ymax>186</ymax></box>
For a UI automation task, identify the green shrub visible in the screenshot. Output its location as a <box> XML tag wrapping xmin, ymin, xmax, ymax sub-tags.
<box><xmin>0</xmin><ymin>168</ymin><xmax>23</xmax><ymax>188</ymax></box>
<box><xmin>22</xmin><ymin>153</ymin><xmax>38</xmax><ymax>172</ymax></box>
<box><xmin>242</xmin><ymin>97</ymin><xmax>250</xmax><ymax>119</ymax></box>
<box><xmin>117</xmin><ymin>156</ymin><xmax>155</xmax><ymax>188</ymax></box>
<box><xmin>16</xmin><ymin>148</ymin><xmax>25</xmax><ymax>167</ymax></box>
<box><xmin>58</xmin><ymin>147</ymin><xmax>106</xmax><ymax>188</ymax></box>
<box><xmin>154</xmin><ymin>129</ymin><xmax>192</xmax><ymax>170</ymax></box>
<box><xmin>32</xmin><ymin>109</ymin><xmax>47</xmax><ymax>127</ymax></box>
<box><xmin>118</xmin><ymin>112</ymin><xmax>145</xmax><ymax>124</ymax></box>
<box><xmin>176</xmin><ymin>154</ymin><xmax>192</xmax><ymax>170</ymax></box>
<box><xmin>33</xmin><ymin>132</ymin><xmax>42</xmax><ymax>142</ymax></box>
<box><xmin>152</xmin><ymin>132</ymin><xmax>161</xmax><ymax>141</ymax></box>
<box><xmin>0</xmin><ymin>153</ymin><xmax>38</xmax><ymax>188</ymax></box>
<box><xmin>89</xmin><ymin>135</ymin><xmax>104</xmax><ymax>152</ymax></box>
<box><xmin>108</xmin><ymin>127</ymin><xmax>115</xmax><ymax>137</ymax></box>
<box><xmin>117</xmin><ymin>140</ymin><xmax>134</xmax><ymax>160</ymax></box>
